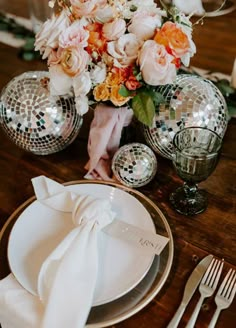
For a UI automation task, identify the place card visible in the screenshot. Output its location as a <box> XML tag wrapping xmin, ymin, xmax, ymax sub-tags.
<box><xmin>103</xmin><ymin>219</ymin><xmax>169</xmax><ymax>256</ymax></box>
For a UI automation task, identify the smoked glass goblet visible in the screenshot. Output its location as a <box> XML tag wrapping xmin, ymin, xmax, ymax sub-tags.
<box><xmin>170</xmin><ymin>127</ymin><xmax>222</xmax><ymax>216</ymax></box>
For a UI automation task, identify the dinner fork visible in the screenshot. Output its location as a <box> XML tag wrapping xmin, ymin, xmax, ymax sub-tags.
<box><xmin>185</xmin><ymin>258</ymin><xmax>224</xmax><ymax>328</ymax></box>
<box><xmin>208</xmin><ymin>268</ymin><xmax>236</xmax><ymax>328</ymax></box>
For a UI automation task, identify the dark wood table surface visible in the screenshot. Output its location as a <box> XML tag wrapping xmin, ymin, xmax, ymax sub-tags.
<box><xmin>0</xmin><ymin>1</ymin><xmax>236</xmax><ymax>327</ymax></box>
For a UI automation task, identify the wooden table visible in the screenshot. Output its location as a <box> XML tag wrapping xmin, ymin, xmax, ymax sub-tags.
<box><xmin>0</xmin><ymin>1</ymin><xmax>236</xmax><ymax>327</ymax></box>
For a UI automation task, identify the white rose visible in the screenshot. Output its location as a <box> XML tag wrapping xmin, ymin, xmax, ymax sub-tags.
<box><xmin>102</xmin><ymin>18</ymin><xmax>126</xmax><ymax>41</ymax></box>
<box><xmin>75</xmin><ymin>95</ymin><xmax>89</xmax><ymax>115</ymax></box>
<box><xmin>138</xmin><ymin>40</ymin><xmax>176</xmax><ymax>86</ymax></box>
<box><xmin>49</xmin><ymin>64</ymin><xmax>72</xmax><ymax>96</ymax></box>
<box><xmin>95</xmin><ymin>5</ymin><xmax>115</xmax><ymax>23</ymax></box>
<box><xmin>107</xmin><ymin>33</ymin><xmax>142</xmax><ymax>68</ymax></box>
<box><xmin>130</xmin><ymin>0</ymin><xmax>161</xmax><ymax>14</ymax></box>
<box><xmin>73</xmin><ymin>72</ymin><xmax>92</xmax><ymax>97</ymax></box>
<box><xmin>90</xmin><ymin>62</ymin><xmax>106</xmax><ymax>85</ymax></box>
<box><xmin>128</xmin><ymin>12</ymin><xmax>162</xmax><ymax>40</ymax></box>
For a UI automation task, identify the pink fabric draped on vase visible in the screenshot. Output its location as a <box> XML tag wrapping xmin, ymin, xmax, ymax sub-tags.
<box><xmin>84</xmin><ymin>104</ymin><xmax>133</xmax><ymax>181</ymax></box>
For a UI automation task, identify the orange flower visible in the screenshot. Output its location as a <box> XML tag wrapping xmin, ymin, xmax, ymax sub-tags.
<box><xmin>93</xmin><ymin>83</ymin><xmax>110</xmax><ymax>101</ymax></box>
<box><xmin>86</xmin><ymin>22</ymin><xmax>107</xmax><ymax>56</ymax></box>
<box><xmin>106</xmin><ymin>69</ymin><xmax>125</xmax><ymax>86</ymax></box>
<box><xmin>125</xmin><ymin>76</ymin><xmax>141</xmax><ymax>91</ymax></box>
<box><xmin>154</xmin><ymin>21</ymin><xmax>190</xmax><ymax>58</ymax></box>
<box><xmin>110</xmin><ymin>85</ymin><xmax>130</xmax><ymax>107</ymax></box>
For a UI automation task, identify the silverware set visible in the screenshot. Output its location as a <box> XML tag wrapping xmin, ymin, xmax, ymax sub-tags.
<box><xmin>167</xmin><ymin>255</ymin><xmax>236</xmax><ymax>328</ymax></box>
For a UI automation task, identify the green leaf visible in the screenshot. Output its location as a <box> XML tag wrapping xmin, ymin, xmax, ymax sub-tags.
<box><xmin>150</xmin><ymin>90</ymin><xmax>165</xmax><ymax>107</ymax></box>
<box><xmin>119</xmin><ymin>85</ymin><xmax>135</xmax><ymax>97</ymax></box>
<box><xmin>132</xmin><ymin>92</ymin><xmax>155</xmax><ymax>126</ymax></box>
<box><xmin>228</xmin><ymin>105</ymin><xmax>236</xmax><ymax>118</ymax></box>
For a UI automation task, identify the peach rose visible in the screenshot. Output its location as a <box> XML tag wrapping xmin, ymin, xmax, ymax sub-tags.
<box><xmin>138</xmin><ymin>40</ymin><xmax>176</xmax><ymax>85</ymax></box>
<box><xmin>70</xmin><ymin>0</ymin><xmax>107</xmax><ymax>17</ymax></box>
<box><xmin>110</xmin><ymin>85</ymin><xmax>130</xmax><ymax>107</ymax></box>
<box><xmin>102</xmin><ymin>18</ymin><xmax>126</xmax><ymax>41</ymax></box>
<box><xmin>154</xmin><ymin>21</ymin><xmax>190</xmax><ymax>58</ymax></box>
<box><xmin>128</xmin><ymin>12</ymin><xmax>162</xmax><ymax>41</ymax></box>
<box><xmin>106</xmin><ymin>70</ymin><xmax>125</xmax><ymax>86</ymax></box>
<box><xmin>93</xmin><ymin>83</ymin><xmax>110</xmax><ymax>101</ymax></box>
<box><xmin>60</xmin><ymin>46</ymin><xmax>89</xmax><ymax>77</ymax></box>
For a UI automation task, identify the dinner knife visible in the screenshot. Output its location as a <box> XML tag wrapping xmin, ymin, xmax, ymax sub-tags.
<box><xmin>167</xmin><ymin>254</ymin><xmax>213</xmax><ymax>328</ymax></box>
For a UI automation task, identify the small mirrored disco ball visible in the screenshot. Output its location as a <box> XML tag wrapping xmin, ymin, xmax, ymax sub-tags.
<box><xmin>112</xmin><ymin>143</ymin><xmax>157</xmax><ymax>188</ymax></box>
<box><xmin>0</xmin><ymin>71</ymin><xmax>83</xmax><ymax>155</ymax></box>
<box><xmin>142</xmin><ymin>74</ymin><xmax>229</xmax><ymax>160</ymax></box>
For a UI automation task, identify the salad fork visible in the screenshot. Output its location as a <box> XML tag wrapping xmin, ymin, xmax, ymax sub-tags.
<box><xmin>208</xmin><ymin>268</ymin><xmax>236</xmax><ymax>328</ymax></box>
<box><xmin>185</xmin><ymin>258</ymin><xmax>224</xmax><ymax>328</ymax></box>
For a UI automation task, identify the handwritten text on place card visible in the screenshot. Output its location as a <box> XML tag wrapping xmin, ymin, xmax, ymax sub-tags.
<box><xmin>103</xmin><ymin>219</ymin><xmax>169</xmax><ymax>256</ymax></box>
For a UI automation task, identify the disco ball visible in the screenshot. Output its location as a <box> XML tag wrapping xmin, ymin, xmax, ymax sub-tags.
<box><xmin>142</xmin><ymin>74</ymin><xmax>229</xmax><ymax>160</ymax></box>
<box><xmin>112</xmin><ymin>143</ymin><xmax>157</xmax><ymax>188</ymax></box>
<box><xmin>0</xmin><ymin>71</ymin><xmax>83</xmax><ymax>155</ymax></box>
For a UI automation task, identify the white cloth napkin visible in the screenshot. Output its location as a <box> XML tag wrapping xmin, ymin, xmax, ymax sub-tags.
<box><xmin>0</xmin><ymin>176</ymin><xmax>116</xmax><ymax>328</ymax></box>
<box><xmin>0</xmin><ymin>274</ymin><xmax>43</xmax><ymax>328</ymax></box>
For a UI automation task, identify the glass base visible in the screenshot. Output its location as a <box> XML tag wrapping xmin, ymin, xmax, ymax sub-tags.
<box><xmin>169</xmin><ymin>186</ymin><xmax>208</xmax><ymax>216</ymax></box>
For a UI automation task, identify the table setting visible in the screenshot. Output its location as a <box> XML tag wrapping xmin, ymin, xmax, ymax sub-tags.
<box><xmin>0</xmin><ymin>0</ymin><xmax>236</xmax><ymax>327</ymax></box>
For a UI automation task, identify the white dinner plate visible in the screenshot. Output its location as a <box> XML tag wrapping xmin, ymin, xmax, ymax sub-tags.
<box><xmin>8</xmin><ymin>183</ymin><xmax>156</xmax><ymax>306</ymax></box>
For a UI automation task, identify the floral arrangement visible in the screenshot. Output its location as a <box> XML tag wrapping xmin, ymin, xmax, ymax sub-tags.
<box><xmin>35</xmin><ymin>0</ymin><xmax>196</xmax><ymax>126</ymax></box>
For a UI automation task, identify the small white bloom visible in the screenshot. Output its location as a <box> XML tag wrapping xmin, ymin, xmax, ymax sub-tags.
<box><xmin>90</xmin><ymin>62</ymin><xmax>107</xmax><ymax>85</ymax></box>
<box><xmin>75</xmin><ymin>95</ymin><xmax>89</xmax><ymax>115</ymax></box>
<box><xmin>73</xmin><ymin>72</ymin><xmax>92</xmax><ymax>97</ymax></box>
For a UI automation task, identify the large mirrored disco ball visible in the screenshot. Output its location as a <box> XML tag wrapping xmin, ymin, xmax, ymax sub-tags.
<box><xmin>142</xmin><ymin>74</ymin><xmax>229</xmax><ymax>160</ymax></box>
<box><xmin>0</xmin><ymin>71</ymin><xmax>83</xmax><ymax>155</ymax></box>
<box><xmin>112</xmin><ymin>143</ymin><xmax>157</xmax><ymax>188</ymax></box>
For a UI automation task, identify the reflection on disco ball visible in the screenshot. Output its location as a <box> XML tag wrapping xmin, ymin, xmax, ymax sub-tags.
<box><xmin>112</xmin><ymin>143</ymin><xmax>157</xmax><ymax>188</ymax></box>
<box><xmin>0</xmin><ymin>71</ymin><xmax>83</xmax><ymax>155</ymax></box>
<box><xmin>142</xmin><ymin>74</ymin><xmax>229</xmax><ymax>160</ymax></box>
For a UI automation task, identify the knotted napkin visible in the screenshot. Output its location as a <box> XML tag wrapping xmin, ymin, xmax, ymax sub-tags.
<box><xmin>0</xmin><ymin>175</ymin><xmax>116</xmax><ymax>328</ymax></box>
<box><xmin>84</xmin><ymin>103</ymin><xmax>133</xmax><ymax>181</ymax></box>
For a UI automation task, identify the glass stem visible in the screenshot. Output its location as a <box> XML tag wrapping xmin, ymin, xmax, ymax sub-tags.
<box><xmin>183</xmin><ymin>182</ymin><xmax>198</xmax><ymax>198</ymax></box>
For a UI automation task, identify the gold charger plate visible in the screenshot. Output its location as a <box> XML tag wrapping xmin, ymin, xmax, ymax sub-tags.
<box><xmin>0</xmin><ymin>180</ymin><xmax>174</xmax><ymax>327</ymax></box>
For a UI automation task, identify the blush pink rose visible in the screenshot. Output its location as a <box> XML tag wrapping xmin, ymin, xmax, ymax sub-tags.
<box><xmin>102</xmin><ymin>18</ymin><xmax>126</xmax><ymax>41</ymax></box>
<box><xmin>138</xmin><ymin>40</ymin><xmax>176</xmax><ymax>85</ymax></box>
<box><xmin>107</xmin><ymin>33</ymin><xmax>142</xmax><ymax>68</ymax></box>
<box><xmin>59</xmin><ymin>21</ymin><xmax>89</xmax><ymax>48</ymax></box>
<box><xmin>59</xmin><ymin>46</ymin><xmax>89</xmax><ymax>77</ymax></box>
<box><xmin>35</xmin><ymin>10</ymin><xmax>70</xmax><ymax>59</ymax></box>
